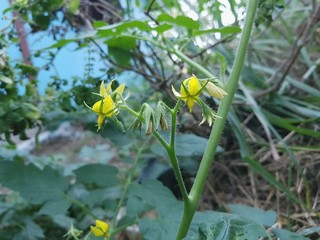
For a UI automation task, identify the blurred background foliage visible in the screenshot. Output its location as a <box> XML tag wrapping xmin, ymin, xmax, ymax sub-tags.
<box><xmin>0</xmin><ymin>0</ymin><xmax>320</xmax><ymax>239</ymax></box>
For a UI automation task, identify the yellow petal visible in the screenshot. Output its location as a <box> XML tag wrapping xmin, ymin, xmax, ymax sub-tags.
<box><xmin>186</xmin><ymin>98</ymin><xmax>195</xmax><ymax>112</ymax></box>
<box><xmin>91</xmin><ymin>226</ymin><xmax>104</xmax><ymax>237</ymax></box>
<box><xmin>92</xmin><ymin>96</ymin><xmax>115</xmax><ymax>117</ymax></box>
<box><xmin>188</xmin><ymin>76</ymin><xmax>201</xmax><ymax>96</ymax></box>
<box><xmin>102</xmin><ymin>96</ymin><xmax>115</xmax><ymax>117</ymax></box>
<box><xmin>106</xmin><ymin>80</ymin><xmax>114</xmax><ymax>95</ymax></box>
<box><xmin>180</xmin><ymin>79</ymin><xmax>189</xmax><ymax>98</ymax></box>
<box><xmin>92</xmin><ymin>100</ymin><xmax>103</xmax><ymax>114</ymax></box>
<box><xmin>95</xmin><ymin>220</ymin><xmax>109</xmax><ymax>233</ymax></box>
<box><xmin>115</xmin><ymin>83</ymin><xmax>125</xmax><ymax>96</ymax></box>
<box><xmin>99</xmin><ymin>81</ymin><xmax>107</xmax><ymax>98</ymax></box>
<box><xmin>97</xmin><ymin>115</ymin><xmax>104</xmax><ymax>130</ymax></box>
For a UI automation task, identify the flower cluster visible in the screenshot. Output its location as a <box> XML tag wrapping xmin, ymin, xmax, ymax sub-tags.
<box><xmin>172</xmin><ymin>75</ymin><xmax>227</xmax><ymax>125</ymax></box>
<box><xmin>86</xmin><ymin>80</ymin><xmax>126</xmax><ymax>130</ymax></box>
<box><xmin>91</xmin><ymin>220</ymin><xmax>109</xmax><ymax>238</ymax></box>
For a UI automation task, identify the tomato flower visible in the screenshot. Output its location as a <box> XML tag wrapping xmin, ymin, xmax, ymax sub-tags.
<box><xmin>91</xmin><ymin>220</ymin><xmax>109</xmax><ymax>238</ymax></box>
<box><xmin>172</xmin><ymin>75</ymin><xmax>202</xmax><ymax>112</ymax></box>
<box><xmin>92</xmin><ymin>96</ymin><xmax>117</xmax><ymax>130</ymax></box>
<box><xmin>172</xmin><ymin>75</ymin><xmax>228</xmax><ymax>113</ymax></box>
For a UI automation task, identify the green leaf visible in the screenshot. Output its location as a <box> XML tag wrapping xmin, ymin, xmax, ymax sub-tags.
<box><xmin>126</xmin><ymin>196</ymin><xmax>150</xmax><ymax>217</ymax></box>
<box><xmin>272</xmin><ymin>228</ymin><xmax>310</xmax><ymax>240</ymax></box>
<box><xmin>42</xmin><ymin>39</ymin><xmax>76</xmax><ymax>50</ymax></box>
<box><xmin>24</xmin><ymin>218</ymin><xmax>45</xmax><ymax>239</ymax></box>
<box><xmin>93</xmin><ymin>21</ymin><xmax>108</xmax><ymax>29</ymax></box>
<box><xmin>175</xmin><ymin>134</ymin><xmax>223</xmax><ymax>157</ymax></box>
<box><xmin>264</xmin><ymin>111</ymin><xmax>320</xmax><ymax>138</ymax></box>
<box><xmin>74</xmin><ymin>164</ymin><xmax>118</xmax><ymax>188</ymax></box>
<box><xmin>128</xmin><ymin>180</ymin><xmax>183</xmax><ymax>217</ymax></box>
<box><xmin>298</xmin><ymin>226</ymin><xmax>320</xmax><ymax>236</ymax></box>
<box><xmin>128</xmin><ymin>180</ymin><xmax>183</xmax><ymax>239</ymax></box>
<box><xmin>0</xmin><ymin>161</ymin><xmax>70</xmax><ymax>215</ymax></box>
<box><xmin>108</xmin><ymin>47</ymin><xmax>132</xmax><ymax>67</ymax></box>
<box><xmin>227</xmin><ymin>204</ymin><xmax>276</xmax><ymax>227</ymax></box>
<box><xmin>154</xmin><ymin>23</ymin><xmax>173</xmax><ymax>33</ymax></box>
<box><xmin>175</xmin><ymin>16</ymin><xmax>200</xmax><ymax>29</ymax></box>
<box><xmin>16</xmin><ymin>63</ymin><xmax>38</xmax><ymax>75</ymax></box>
<box><xmin>21</xmin><ymin>103</ymin><xmax>41</xmax><ymax>120</ymax></box>
<box><xmin>157</xmin><ymin>14</ymin><xmax>200</xmax><ymax>29</ymax></box>
<box><xmin>14</xmin><ymin>218</ymin><xmax>45</xmax><ymax>240</ymax></box>
<box><xmin>82</xmin><ymin>186</ymin><xmax>122</xmax><ymax>207</ymax></box>
<box><xmin>106</xmin><ymin>36</ymin><xmax>136</xmax><ymax>50</ymax></box>
<box><xmin>139</xmin><ymin>217</ymin><xmax>179</xmax><ymax>240</ymax></box>
<box><xmin>98</xmin><ymin>20</ymin><xmax>152</xmax><ymax>36</ymax></box>
<box><xmin>38</xmin><ymin>197</ymin><xmax>71</xmax><ymax>215</ymax></box>
<box><xmin>66</xmin><ymin>0</ymin><xmax>79</xmax><ymax>14</ymax></box>
<box><xmin>79</xmin><ymin>145</ymin><xmax>115</xmax><ymax>164</ymax></box>
<box><xmin>214</xmin><ymin>51</ymin><xmax>227</xmax><ymax>82</ymax></box>
<box><xmin>188</xmin><ymin>211</ymin><xmax>268</xmax><ymax>240</ymax></box>
<box><xmin>0</xmin><ymin>75</ymin><xmax>13</xmax><ymax>84</ymax></box>
<box><xmin>193</xmin><ymin>26</ymin><xmax>241</xmax><ymax>36</ymax></box>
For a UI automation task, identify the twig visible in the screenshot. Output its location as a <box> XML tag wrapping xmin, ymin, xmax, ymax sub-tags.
<box><xmin>90</xmin><ymin>38</ymin><xmax>158</xmax><ymax>80</ymax></box>
<box><xmin>254</xmin><ymin>4</ymin><xmax>320</xmax><ymax>98</ymax></box>
<box><xmin>189</xmin><ymin>35</ymin><xmax>235</xmax><ymax>59</ymax></box>
<box><xmin>144</xmin><ymin>0</ymin><xmax>159</xmax><ymax>25</ymax></box>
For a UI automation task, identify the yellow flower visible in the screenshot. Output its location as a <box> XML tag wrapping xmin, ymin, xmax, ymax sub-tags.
<box><xmin>172</xmin><ymin>75</ymin><xmax>202</xmax><ymax>112</ymax></box>
<box><xmin>201</xmin><ymin>80</ymin><xmax>228</xmax><ymax>99</ymax></box>
<box><xmin>92</xmin><ymin>96</ymin><xmax>116</xmax><ymax>130</ymax></box>
<box><xmin>100</xmin><ymin>80</ymin><xmax>126</xmax><ymax>102</ymax></box>
<box><xmin>91</xmin><ymin>220</ymin><xmax>109</xmax><ymax>238</ymax></box>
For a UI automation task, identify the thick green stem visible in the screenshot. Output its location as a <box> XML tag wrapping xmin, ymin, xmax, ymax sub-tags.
<box><xmin>175</xmin><ymin>1</ymin><xmax>259</xmax><ymax>239</ymax></box>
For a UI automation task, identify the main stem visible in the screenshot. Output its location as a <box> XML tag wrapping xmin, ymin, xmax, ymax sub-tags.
<box><xmin>175</xmin><ymin>1</ymin><xmax>259</xmax><ymax>239</ymax></box>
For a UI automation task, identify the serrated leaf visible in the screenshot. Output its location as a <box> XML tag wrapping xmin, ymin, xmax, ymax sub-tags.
<box><xmin>128</xmin><ymin>180</ymin><xmax>183</xmax><ymax>218</ymax></box>
<box><xmin>13</xmin><ymin>218</ymin><xmax>45</xmax><ymax>240</ymax></box>
<box><xmin>126</xmin><ymin>196</ymin><xmax>148</xmax><ymax>217</ymax></box>
<box><xmin>188</xmin><ymin>211</ymin><xmax>268</xmax><ymax>240</ymax></box>
<box><xmin>24</xmin><ymin>218</ymin><xmax>45</xmax><ymax>239</ymax></box>
<box><xmin>227</xmin><ymin>204</ymin><xmax>276</xmax><ymax>227</ymax></box>
<box><xmin>0</xmin><ymin>161</ymin><xmax>69</xmax><ymax>215</ymax></box>
<box><xmin>79</xmin><ymin>145</ymin><xmax>115</xmax><ymax>164</ymax></box>
<box><xmin>74</xmin><ymin>164</ymin><xmax>118</xmax><ymax>188</ymax></box>
<box><xmin>139</xmin><ymin>217</ymin><xmax>179</xmax><ymax>240</ymax></box>
<box><xmin>175</xmin><ymin>133</ymin><xmax>223</xmax><ymax>157</ymax></box>
<box><xmin>38</xmin><ymin>196</ymin><xmax>71</xmax><ymax>215</ymax></box>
